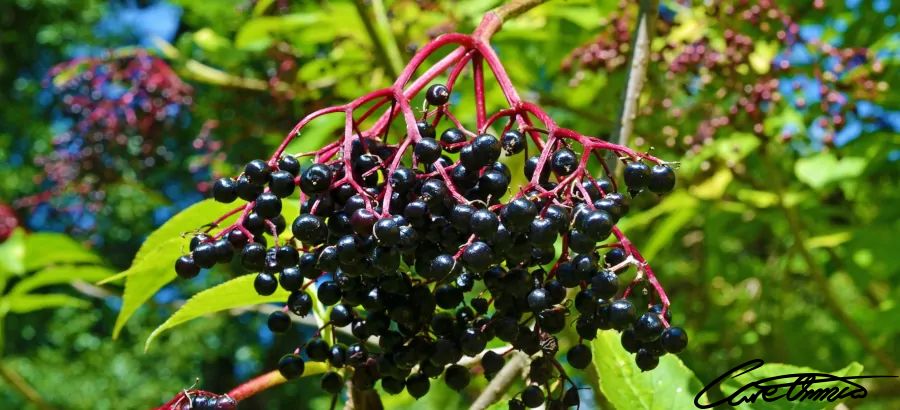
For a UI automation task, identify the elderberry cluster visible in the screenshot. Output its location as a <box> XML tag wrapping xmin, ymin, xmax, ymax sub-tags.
<box><xmin>174</xmin><ymin>82</ymin><xmax>687</xmax><ymax>407</ymax></box>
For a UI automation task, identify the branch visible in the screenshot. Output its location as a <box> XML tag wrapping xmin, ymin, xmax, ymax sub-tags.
<box><xmin>469</xmin><ymin>351</ymin><xmax>529</xmax><ymax>410</ymax></box>
<box><xmin>613</xmin><ymin>1</ymin><xmax>657</xmax><ymax>148</ymax></box>
<box><xmin>0</xmin><ymin>362</ymin><xmax>55</xmax><ymax>410</ymax></box>
<box><xmin>352</xmin><ymin>0</ymin><xmax>403</xmax><ymax>78</ymax></box>
<box><xmin>475</xmin><ymin>0</ymin><xmax>548</xmax><ymax>40</ymax></box>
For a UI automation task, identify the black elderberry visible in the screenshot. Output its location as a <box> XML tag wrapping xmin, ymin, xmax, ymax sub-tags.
<box><xmin>470</xmin><ymin>209</ymin><xmax>499</xmax><ymax>238</ymax></box>
<box><xmin>635</xmin><ymin>348</ymin><xmax>659</xmax><ymax>371</ymax></box>
<box><xmin>444</xmin><ymin>364</ymin><xmax>470</xmax><ymax>391</ymax></box>
<box><xmin>501</xmin><ymin>130</ymin><xmax>526</xmax><ymax>155</ymax></box>
<box><xmin>471</xmin><ymin>133</ymin><xmax>501</xmax><ymax>166</ymax></box>
<box><xmin>381</xmin><ymin>377</ymin><xmax>405</xmax><ymax>395</ymax></box>
<box><xmin>299</xmin><ymin>164</ymin><xmax>333</xmax><ymax>194</ymax></box>
<box><xmin>416</xmin><ymin>121</ymin><xmax>436</xmax><ymax>140</ymax></box>
<box><xmin>634</xmin><ymin>312</ymin><xmax>664</xmax><ymax>342</ymax></box>
<box><xmin>440</xmin><ymin>128</ymin><xmax>466</xmax><ymax>153</ymax></box>
<box><xmin>529</xmin><ymin>218</ymin><xmax>557</xmax><ymax>247</ymax></box>
<box><xmin>563</xmin><ymin>386</ymin><xmax>581</xmax><ymax>407</ymax></box>
<box><xmin>527</xmin><ymin>288</ymin><xmax>551</xmax><ymax>312</ymax></box>
<box><xmin>269</xmin><ymin>170</ymin><xmax>296</xmax><ymax>198</ymax></box>
<box><xmin>577</xmin><ymin>209</ymin><xmax>613</xmax><ymax>241</ymax></box>
<box><xmin>538</xmin><ymin>308</ymin><xmax>566</xmax><ymax>334</ymax></box>
<box><xmin>648</xmin><ymin>164</ymin><xmax>676</xmax><ymax>194</ymax></box>
<box><xmin>253</xmin><ymin>192</ymin><xmax>282</xmax><ymax>219</ymax></box>
<box><xmin>419</xmin><ymin>179</ymin><xmax>448</xmax><ymax>206</ymax></box>
<box><xmin>426</xmin><ymin>84</ymin><xmax>450</xmax><ymax>105</ymax></box>
<box><xmin>594</xmin><ymin>197</ymin><xmax>625</xmax><ymax>221</ymax></box>
<box><xmin>236</xmin><ymin>174</ymin><xmax>264</xmax><ymax>202</ymax></box>
<box><xmin>278</xmin><ymin>155</ymin><xmax>301</xmax><ymax>176</ymax></box>
<box><xmin>661</xmin><ymin>327</ymin><xmax>688</xmax><ymax>353</ymax></box>
<box><xmin>621</xmin><ymin>328</ymin><xmax>641</xmax><ymax>353</ymax></box>
<box><xmin>608</xmin><ymin>299</ymin><xmax>637</xmax><ymax>330</ymax></box>
<box><xmin>389</xmin><ymin>167</ymin><xmax>416</xmax><ymax>194</ymax></box>
<box><xmin>462</xmin><ymin>241</ymin><xmax>494</xmax><ymax>273</ymax></box>
<box><xmin>175</xmin><ymin>255</ymin><xmax>200</xmax><ymax>279</ymax></box>
<box><xmin>529</xmin><ymin>356</ymin><xmax>554</xmax><ymax>384</ymax></box>
<box><xmin>406</xmin><ymin>373</ymin><xmax>430</xmax><ymax>399</ymax></box>
<box><xmin>226</xmin><ymin>229</ymin><xmax>249</xmax><ymax>248</ymax></box>
<box><xmin>568</xmin><ymin>230</ymin><xmax>596</xmax><ymax>254</ymax></box>
<box><xmin>471</xmin><ymin>297</ymin><xmax>489</xmax><ymax>315</ymax></box>
<box><xmin>414</xmin><ymin>137</ymin><xmax>442</xmax><ymax>164</ymax></box>
<box><xmin>427</xmin><ymin>254</ymin><xmax>456</xmax><ymax>279</ymax></box>
<box><xmin>306</xmin><ymin>338</ymin><xmax>330</xmax><ymax>361</ymax></box>
<box><xmin>212</xmin><ymin>178</ymin><xmax>238</xmax><ymax>203</ymax></box>
<box><xmin>192</xmin><ymin>242</ymin><xmax>218</xmax><ymax>269</ymax></box>
<box><xmin>509</xmin><ymin>399</ymin><xmax>526</xmax><ymax>410</ymax></box>
<box><xmin>501</xmin><ymin>198</ymin><xmax>537</xmax><ymax>232</ymax></box>
<box><xmin>576</xmin><ymin>316</ymin><xmax>598</xmax><ymax>340</ymax></box>
<box><xmin>292</xmin><ymin>214</ymin><xmax>327</xmax><ymax>245</ymax></box>
<box><xmin>605</xmin><ymin>247</ymin><xmax>627</xmax><ymax>267</ymax></box>
<box><xmin>550</xmin><ymin>147</ymin><xmax>578</xmax><ymax>176</ymax></box>
<box><xmin>241</xmin><ymin>242</ymin><xmax>266</xmax><ymax>271</ymax></box>
<box><xmin>320</xmin><ymin>371</ymin><xmax>344</xmax><ymax>395</ymax></box>
<box><xmin>328</xmin><ymin>344</ymin><xmax>347</xmax><ymax>367</ymax></box>
<box><xmin>567</xmin><ymin>344</ymin><xmax>592</xmax><ymax>369</ymax></box>
<box><xmin>478</xmin><ymin>169</ymin><xmax>510</xmax><ymax>198</ymax></box>
<box><xmin>267</xmin><ymin>311</ymin><xmax>291</xmax><ymax>333</ymax></box>
<box><xmin>435</xmin><ymin>284</ymin><xmax>463</xmax><ymax>309</ymax></box>
<box><xmin>287</xmin><ymin>291</ymin><xmax>312</xmax><ymax>316</ymax></box>
<box><xmin>244</xmin><ymin>159</ymin><xmax>271</xmax><ymax>185</ymax></box>
<box><xmin>330</xmin><ymin>304</ymin><xmax>354</xmax><ymax>327</ymax></box>
<box><xmin>317</xmin><ymin>281</ymin><xmax>342</xmax><ymax>306</ymax></box>
<box><xmin>591</xmin><ymin>270</ymin><xmax>619</xmax><ymax>299</ymax></box>
<box><xmin>460</xmin><ymin>328</ymin><xmax>487</xmax><ymax>356</ymax></box>
<box><xmin>277</xmin><ymin>354</ymin><xmax>305</xmax><ymax>379</ymax></box>
<box><xmin>524</xmin><ymin>155</ymin><xmax>550</xmax><ymax>182</ymax></box>
<box><xmin>254</xmin><ymin>272</ymin><xmax>278</xmax><ymax>296</ymax></box>
<box><xmin>521</xmin><ymin>385</ymin><xmax>545</xmax><ymax>408</ymax></box>
<box><xmin>624</xmin><ymin>161</ymin><xmax>651</xmax><ymax>191</ymax></box>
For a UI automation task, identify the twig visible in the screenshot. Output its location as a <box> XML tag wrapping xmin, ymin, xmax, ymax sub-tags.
<box><xmin>0</xmin><ymin>362</ymin><xmax>55</xmax><ymax>410</ymax></box>
<box><xmin>469</xmin><ymin>351</ymin><xmax>529</xmax><ymax>410</ymax></box>
<box><xmin>612</xmin><ymin>0</ymin><xmax>657</xmax><ymax>148</ymax></box>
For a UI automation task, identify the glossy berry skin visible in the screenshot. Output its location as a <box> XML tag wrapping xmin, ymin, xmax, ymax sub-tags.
<box><xmin>287</xmin><ymin>291</ymin><xmax>312</xmax><ymax>316</ymax></box>
<box><xmin>277</xmin><ymin>354</ymin><xmax>305</xmax><ymax>379</ymax></box>
<box><xmin>470</xmin><ymin>134</ymin><xmax>501</xmax><ymax>167</ymax></box>
<box><xmin>244</xmin><ymin>159</ymin><xmax>271</xmax><ymax>185</ymax></box>
<box><xmin>591</xmin><ymin>270</ymin><xmax>619</xmax><ymax>299</ymax></box>
<box><xmin>292</xmin><ymin>214</ymin><xmax>327</xmax><ymax>245</ymax></box>
<box><xmin>425</xmin><ymin>84</ymin><xmax>450</xmax><ymax>105</ymax></box>
<box><xmin>470</xmin><ymin>209</ymin><xmax>499</xmax><ymax>238</ymax></box>
<box><xmin>482</xmin><ymin>350</ymin><xmax>505</xmax><ymax>375</ymax></box>
<box><xmin>623</xmin><ymin>161</ymin><xmax>651</xmax><ymax>190</ymax></box>
<box><xmin>462</xmin><ymin>241</ymin><xmax>494</xmax><ymax>272</ymax></box>
<box><xmin>278</xmin><ymin>155</ymin><xmax>301</xmax><ymax>176</ymax></box>
<box><xmin>414</xmin><ymin>138</ymin><xmax>442</xmax><ymax>164</ymax></box>
<box><xmin>254</xmin><ymin>273</ymin><xmax>278</xmax><ymax>296</ymax></box>
<box><xmin>330</xmin><ymin>304</ymin><xmax>354</xmax><ymax>327</ymax></box>
<box><xmin>577</xmin><ymin>210</ymin><xmax>613</xmax><ymax>241</ymax></box>
<box><xmin>661</xmin><ymin>327</ymin><xmax>688</xmax><ymax>353</ymax></box>
<box><xmin>267</xmin><ymin>311</ymin><xmax>291</xmax><ymax>333</ymax></box>
<box><xmin>605</xmin><ymin>248</ymin><xmax>627</xmax><ymax>267</ymax></box>
<box><xmin>567</xmin><ymin>344</ymin><xmax>592</xmax><ymax>369</ymax></box>
<box><xmin>417</xmin><ymin>121</ymin><xmax>436</xmax><ymax>140</ymax></box>
<box><xmin>524</xmin><ymin>155</ymin><xmax>551</xmax><ymax>182</ymax></box>
<box><xmin>212</xmin><ymin>178</ymin><xmax>238</xmax><ymax>203</ymax></box>
<box><xmin>440</xmin><ymin>128</ymin><xmax>466</xmax><ymax>153</ymax></box>
<box><xmin>406</xmin><ymin>373</ymin><xmax>430</xmax><ymax>399</ymax></box>
<box><xmin>175</xmin><ymin>255</ymin><xmax>200</xmax><ymax>279</ymax></box>
<box><xmin>444</xmin><ymin>364</ymin><xmax>470</xmax><ymax>391</ymax></box>
<box><xmin>550</xmin><ymin>148</ymin><xmax>578</xmax><ymax>176</ymax></box>
<box><xmin>634</xmin><ymin>312</ymin><xmax>664</xmax><ymax>342</ymax></box>
<box><xmin>527</xmin><ymin>288</ymin><xmax>550</xmax><ymax>312</ymax></box>
<box><xmin>269</xmin><ymin>170</ymin><xmax>296</xmax><ymax>198</ymax></box>
<box><xmin>501</xmin><ymin>130</ymin><xmax>526</xmax><ymax>155</ymax></box>
<box><xmin>501</xmin><ymin>198</ymin><xmax>537</xmax><ymax>232</ymax></box>
<box><xmin>192</xmin><ymin>243</ymin><xmax>218</xmax><ymax>269</ymax></box>
<box><xmin>254</xmin><ymin>192</ymin><xmax>282</xmax><ymax>219</ymax></box>
<box><xmin>648</xmin><ymin>164</ymin><xmax>676</xmax><ymax>194</ymax></box>
<box><xmin>608</xmin><ymin>299</ymin><xmax>637</xmax><ymax>330</ymax></box>
<box><xmin>236</xmin><ymin>174</ymin><xmax>264</xmax><ymax>201</ymax></box>
<box><xmin>299</xmin><ymin>164</ymin><xmax>333</xmax><ymax>195</ymax></box>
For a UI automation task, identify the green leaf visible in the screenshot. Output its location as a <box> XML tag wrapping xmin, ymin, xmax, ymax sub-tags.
<box><xmin>111</xmin><ymin>199</ymin><xmax>241</xmax><ymax>338</ymax></box>
<box><xmin>10</xmin><ymin>266</ymin><xmax>114</xmax><ymax>296</ymax></box>
<box><xmin>23</xmin><ymin>232</ymin><xmax>101</xmax><ymax>272</ymax></box>
<box><xmin>718</xmin><ymin>361</ymin><xmax>864</xmax><ymax>410</ymax></box>
<box><xmin>749</xmin><ymin>41</ymin><xmax>778</xmax><ymax>74</ymax></box>
<box><xmin>1</xmin><ymin>293</ymin><xmax>89</xmax><ymax>314</ymax></box>
<box><xmin>0</xmin><ymin>228</ymin><xmax>26</xmax><ymax>279</ymax></box>
<box><xmin>591</xmin><ymin>330</ymin><xmax>705</xmax><ymax>409</ymax></box>
<box><xmin>795</xmin><ymin>153</ymin><xmax>867</xmax><ymax>190</ymax></box>
<box><xmin>144</xmin><ymin>274</ymin><xmax>289</xmax><ymax>351</ymax></box>
<box><xmin>235</xmin><ymin>14</ymin><xmax>320</xmax><ymax>51</ymax></box>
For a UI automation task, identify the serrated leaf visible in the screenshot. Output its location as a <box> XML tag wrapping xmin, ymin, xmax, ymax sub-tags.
<box><xmin>591</xmin><ymin>330</ymin><xmax>704</xmax><ymax>410</ymax></box>
<box><xmin>10</xmin><ymin>265</ymin><xmax>113</xmax><ymax>296</ymax></box>
<box><xmin>24</xmin><ymin>232</ymin><xmax>101</xmax><ymax>272</ymax></box>
<box><xmin>112</xmin><ymin>199</ymin><xmax>241</xmax><ymax>338</ymax></box>
<box><xmin>718</xmin><ymin>361</ymin><xmax>864</xmax><ymax>410</ymax></box>
<box><xmin>0</xmin><ymin>228</ymin><xmax>26</xmax><ymax>279</ymax></box>
<box><xmin>145</xmin><ymin>274</ymin><xmax>289</xmax><ymax>351</ymax></box>
<box><xmin>2</xmin><ymin>293</ymin><xmax>89</xmax><ymax>314</ymax></box>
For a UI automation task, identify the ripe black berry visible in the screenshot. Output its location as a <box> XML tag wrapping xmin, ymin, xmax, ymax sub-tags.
<box><xmin>241</xmin><ymin>242</ymin><xmax>266</xmax><ymax>270</ymax></box>
<box><xmin>236</xmin><ymin>174</ymin><xmax>264</xmax><ymax>201</ymax></box>
<box><xmin>373</xmin><ymin>217</ymin><xmax>400</xmax><ymax>245</ymax></box>
<box><xmin>406</xmin><ymin>373</ymin><xmax>430</xmax><ymax>399</ymax></box>
<box><xmin>521</xmin><ymin>385</ymin><xmax>545</xmax><ymax>408</ymax></box>
<box><xmin>635</xmin><ymin>348</ymin><xmax>659</xmax><ymax>371</ymax></box>
<box><xmin>287</xmin><ymin>291</ymin><xmax>312</xmax><ymax>316</ymax></box>
<box><xmin>481</xmin><ymin>350</ymin><xmax>505</xmax><ymax>375</ymax></box>
<box><xmin>317</xmin><ymin>280</ymin><xmax>342</xmax><ymax>306</ymax></box>
<box><xmin>269</xmin><ymin>170</ymin><xmax>296</xmax><ymax>198</ymax></box>
<box><xmin>648</xmin><ymin>164</ymin><xmax>676</xmax><ymax>194</ymax></box>
<box><xmin>501</xmin><ymin>198</ymin><xmax>537</xmax><ymax>232</ymax></box>
<box><xmin>591</xmin><ymin>270</ymin><xmax>619</xmax><ymax>299</ymax></box>
<box><xmin>661</xmin><ymin>327</ymin><xmax>688</xmax><ymax>353</ymax></box>
<box><xmin>192</xmin><ymin>242</ymin><xmax>217</xmax><ymax>269</ymax></box>
<box><xmin>440</xmin><ymin>128</ymin><xmax>466</xmax><ymax>153</ymax></box>
<box><xmin>634</xmin><ymin>312</ymin><xmax>664</xmax><ymax>342</ymax></box>
<box><xmin>462</xmin><ymin>241</ymin><xmax>494</xmax><ymax>272</ymax></box>
<box><xmin>320</xmin><ymin>371</ymin><xmax>344</xmax><ymax>394</ymax></box>
<box><xmin>567</xmin><ymin>344</ymin><xmax>592</xmax><ymax>369</ymax></box>
<box><xmin>299</xmin><ymin>164</ymin><xmax>333</xmax><ymax>194</ymax></box>
<box><xmin>416</xmin><ymin>121</ymin><xmax>436</xmax><ymax>140</ymax></box>
<box><xmin>254</xmin><ymin>192</ymin><xmax>282</xmax><ymax>219</ymax></box>
<box><xmin>277</xmin><ymin>354</ymin><xmax>305</xmax><ymax>379</ymax></box>
<box><xmin>608</xmin><ymin>299</ymin><xmax>636</xmax><ymax>330</ymax></box>
<box><xmin>244</xmin><ymin>159</ymin><xmax>271</xmax><ymax>185</ymax></box>
<box><xmin>471</xmin><ymin>133</ymin><xmax>501</xmax><ymax>167</ymax></box>
<box><xmin>254</xmin><ymin>272</ymin><xmax>278</xmax><ymax>296</ymax></box>
<box><xmin>577</xmin><ymin>209</ymin><xmax>613</xmax><ymax>241</ymax></box>
<box><xmin>527</xmin><ymin>288</ymin><xmax>550</xmax><ymax>312</ymax></box>
<box><xmin>212</xmin><ymin>178</ymin><xmax>238</xmax><ymax>203</ymax></box>
<box><xmin>444</xmin><ymin>364</ymin><xmax>470</xmax><ymax>391</ymax></box>
<box><xmin>306</xmin><ymin>338</ymin><xmax>330</xmax><ymax>361</ymax></box>
<box><xmin>425</xmin><ymin>84</ymin><xmax>450</xmax><ymax>105</ymax></box>
<box><xmin>278</xmin><ymin>155</ymin><xmax>301</xmax><ymax>176</ymax></box>
<box><xmin>292</xmin><ymin>214</ymin><xmax>327</xmax><ymax>245</ymax></box>
<box><xmin>501</xmin><ymin>130</ymin><xmax>525</xmax><ymax>155</ymax></box>
<box><xmin>414</xmin><ymin>137</ymin><xmax>442</xmax><ymax>164</ymax></box>
<box><xmin>550</xmin><ymin>148</ymin><xmax>578</xmax><ymax>176</ymax></box>
<box><xmin>623</xmin><ymin>161</ymin><xmax>650</xmax><ymax>191</ymax></box>
<box><xmin>330</xmin><ymin>304</ymin><xmax>354</xmax><ymax>327</ymax></box>
<box><xmin>267</xmin><ymin>311</ymin><xmax>291</xmax><ymax>333</ymax></box>
<box><xmin>175</xmin><ymin>255</ymin><xmax>200</xmax><ymax>279</ymax></box>
<box><xmin>524</xmin><ymin>155</ymin><xmax>550</xmax><ymax>182</ymax></box>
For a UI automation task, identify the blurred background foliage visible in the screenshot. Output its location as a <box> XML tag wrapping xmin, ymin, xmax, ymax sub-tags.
<box><xmin>0</xmin><ymin>0</ymin><xmax>897</xmax><ymax>408</ymax></box>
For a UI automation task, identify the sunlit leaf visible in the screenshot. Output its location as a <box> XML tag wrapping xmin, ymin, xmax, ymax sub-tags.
<box><xmin>591</xmin><ymin>330</ymin><xmax>705</xmax><ymax>409</ymax></box>
<box><xmin>0</xmin><ymin>228</ymin><xmax>26</xmax><ymax>279</ymax></box>
<box><xmin>24</xmin><ymin>232</ymin><xmax>101</xmax><ymax>272</ymax></box>
<box><xmin>795</xmin><ymin>153</ymin><xmax>866</xmax><ymax>190</ymax></box>
<box><xmin>2</xmin><ymin>293</ymin><xmax>89</xmax><ymax>314</ymax></box>
<box><xmin>10</xmin><ymin>265</ymin><xmax>114</xmax><ymax>296</ymax></box>
<box><xmin>145</xmin><ymin>274</ymin><xmax>290</xmax><ymax>351</ymax></box>
<box><xmin>718</xmin><ymin>361</ymin><xmax>864</xmax><ymax>410</ymax></box>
